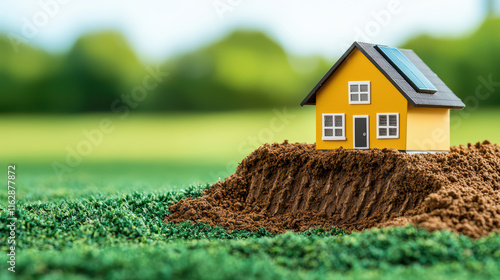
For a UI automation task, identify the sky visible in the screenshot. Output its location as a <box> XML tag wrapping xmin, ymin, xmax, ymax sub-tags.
<box><xmin>0</xmin><ymin>0</ymin><xmax>490</xmax><ymax>62</ymax></box>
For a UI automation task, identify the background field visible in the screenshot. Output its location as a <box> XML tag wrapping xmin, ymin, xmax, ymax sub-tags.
<box><xmin>1</xmin><ymin>108</ymin><xmax>499</xmax><ymax>202</ymax></box>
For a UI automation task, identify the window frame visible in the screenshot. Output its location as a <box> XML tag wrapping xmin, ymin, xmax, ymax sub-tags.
<box><xmin>376</xmin><ymin>113</ymin><xmax>399</xmax><ymax>139</ymax></box>
<box><xmin>348</xmin><ymin>81</ymin><xmax>371</xmax><ymax>105</ymax></box>
<box><xmin>322</xmin><ymin>113</ymin><xmax>346</xmax><ymax>141</ymax></box>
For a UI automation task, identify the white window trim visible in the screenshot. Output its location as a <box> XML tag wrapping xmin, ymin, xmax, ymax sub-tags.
<box><xmin>348</xmin><ymin>81</ymin><xmax>371</xmax><ymax>105</ymax></box>
<box><xmin>322</xmin><ymin>113</ymin><xmax>345</xmax><ymax>140</ymax></box>
<box><xmin>353</xmin><ymin>115</ymin><xmax>369</xmax><ymax>149</ymax></box>
<box><xmin>376</xmin><ymin>113</ymin><xmax>399</xmax><ymax>139</ymax></box>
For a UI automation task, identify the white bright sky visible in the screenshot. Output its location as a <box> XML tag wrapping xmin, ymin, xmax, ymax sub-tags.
<box><xmin>0</xmin><ymin>0</ymin><xmax>491</xmax><ymax>62</ymax></box>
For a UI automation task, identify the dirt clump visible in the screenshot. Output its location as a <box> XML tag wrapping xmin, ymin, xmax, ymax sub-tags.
<box><xmin>166</xmin><ymin>140</ymin><xmax>500</xmax><ymax>238</ymax></box>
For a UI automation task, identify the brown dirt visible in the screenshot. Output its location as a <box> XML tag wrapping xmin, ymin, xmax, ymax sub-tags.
<box><xmin>165</xmin><ymin>140</ymin><xmax>500</xmax><ymax>238</ymax></box>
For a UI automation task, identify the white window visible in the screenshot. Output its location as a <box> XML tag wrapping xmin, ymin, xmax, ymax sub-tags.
<box><xmin>322</xmin><ymin>113</ymin><xmax>345</xmax><ymax>140</ymax></box>
<box><xmin>348</xmin><ymin>81</ymin><xmax>370</xmax><ymax>104</ymax></box>
<box><xmin>377</xmin><ymin>113</ymin><xmax>399</xmax><ymax>139</ymax></box>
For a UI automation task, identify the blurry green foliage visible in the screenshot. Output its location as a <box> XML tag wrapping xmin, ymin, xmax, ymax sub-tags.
<box><xmin>2</xmin><ymin>17</ymin><xmax>500</xmax><ymax>113</ymax></box>
<box><xmin>154</xmin><ymin>31</ymin><xmax>328</xmax><ymax>111</ymax></box>
<box><xmin>0</xmin><ymin>30</ymin><xmax>328</xmax><ymax>113</ymax></box>
<box><xmin>0</xmin><ymin>31</ymin><xmax>145</xmax><ymax>113</ymax></box>
<box><xmin>60</xmin><ymin>32</ymin><xmax>145</xmax><ymax>112</ymax></box>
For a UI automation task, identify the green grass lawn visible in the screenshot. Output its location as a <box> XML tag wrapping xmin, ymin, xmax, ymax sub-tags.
<box><xmin>1</xmin><ymin>184</ymin><xmax>499</xmax><ymax>279</ymax></box>
<box><xmin>1</xmin><ymin>109</ymin><xmax>500</xmax><ymax>279</ymax></box>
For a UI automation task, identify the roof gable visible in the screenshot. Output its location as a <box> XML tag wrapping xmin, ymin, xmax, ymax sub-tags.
<box><xmin>301</xmin><ymin>42</ymin><xmax>465</xmax><ymax>109</ymax></box>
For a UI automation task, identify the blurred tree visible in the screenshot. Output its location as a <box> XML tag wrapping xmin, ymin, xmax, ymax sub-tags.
<box><xmin>0</xmin><ymin>31</ymin><xmax>144</xmax><ymax>113</ymax></box>
<box><xmin>152</xmin><ymin>30</ymin><xmax>328</xmax><ymax>111</ymax></box>
<box><xmin>0</xmin><ymin>36</ymin><xmax>59</xmax><ymax>113</ymax></box>
<box><xmin>59</xmin><ymin>31</ymin><xmax>144</xmax><ymax>112</ymax></box>
<box><xmin>4</xmin><ymin>18</ymin><xmax>500</xmax><ymax>114</ymax></box>
<box><xmin>0</xmin><ymin>30</ymin><xmax>328</xmax><ymax>113</ymax></box>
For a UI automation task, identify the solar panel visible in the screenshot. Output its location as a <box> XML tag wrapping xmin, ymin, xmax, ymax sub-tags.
<box><xmin>375</xmin><ymin>45</ymin><xmax>437</xmax><ymax>94</ymax></box>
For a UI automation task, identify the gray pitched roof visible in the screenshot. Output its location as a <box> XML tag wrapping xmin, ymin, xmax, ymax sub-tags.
<box><xmin>301</xmin><ymin>41</ymin><xmax>465</xmax><ymax>109</ymax></box>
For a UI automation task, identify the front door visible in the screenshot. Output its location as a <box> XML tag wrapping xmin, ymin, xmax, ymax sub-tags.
<box><xmin>353</xmin><ymin>115</ymin><xmax>369</xmax><ymax>149</ymax></box>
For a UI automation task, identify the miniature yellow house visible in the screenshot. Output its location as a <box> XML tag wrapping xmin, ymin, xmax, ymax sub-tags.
<box><xmin>301</xmin><ymin>42</ymin><xmax>465</xmax><ymax>153</ymax></box>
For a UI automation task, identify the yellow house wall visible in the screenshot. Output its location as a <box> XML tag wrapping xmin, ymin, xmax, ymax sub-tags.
<box><xmin>316</xmin><ymin>48</ymin><xmax>408</xmax><ymax>150</ymax></box>
<box><xmin>406</xmin><ymin>105</ymin><xmax>450</xmax><ymax>151</ymax></box>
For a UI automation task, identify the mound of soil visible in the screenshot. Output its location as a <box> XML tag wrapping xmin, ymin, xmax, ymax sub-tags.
<box><xmin>166</xmin><ymin>140</ymin><xmax>500</xmax><ymax>238</ymax></box>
